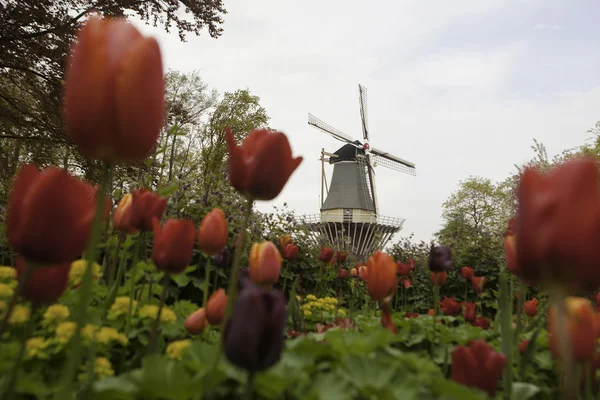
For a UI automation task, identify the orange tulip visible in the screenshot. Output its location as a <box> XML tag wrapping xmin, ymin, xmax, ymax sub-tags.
<box><xmin>130</xmin><ymin>188</ymin><xmax>168</xmax><ymax>232</ymax></box>
<box><xmin>16</xmin><ymin>257</ymin><xmax>71</xmax><ymax>304</ymax></box>
<box><xmin>206</xmin><ymin>289</ymin><xmax>228</xmax><ymax>325</ymax></box>
<box><xmin>524</xmin><ymin>298</ymin><xmax>538</xmax><ymax>317</ymax></box>
<box><xmin>358</xmin><ymin>265</ymin><xmax>368</xmax><ymax>281</ymax></box>
<box><xmin>7</xmin><ymin>165</ymin><xmax>100</xmax><ymax>264</ymax></box>
<box><xmin>113</xmin><ymin>193</ymin><xmax>139</xmax><ymax>234</ymax></box>
<box><xmin>185</xmin><ymin>308</ymin><xmax>208</xmax><ymax>334</ymax></box>
<box><xmin>64</xmin><ymin>15</ymin><xmax>164</xmax><ymax>163</ymax></box>
<box><xmin>471</xmin><ymin>276</ymin><xmax>488</xmax><ymax>293</ymax></box>
<box><xmin>365</xmin><ymin>252</ymin><xmax>396</xmax><ymax>302</ymax></box>
<box><xmin>225</xmin><ymin>128</ymin><xmax>302</xmax><ymax>200</ymax></box>
<box><xmin>516</xmin><ymin>158</ymin><xmax>600</xmax><ymax>291</ymax></box>
<box><xmin>152</xmin><ymin>218</ymin><xmax>196</xmax><ymax>274</ymax></box>
<box><xmin>197</xmin><ymin>208</ymin><xmax>229</xmax><ymax>255</ymax></box>
<box><xmin>279</xmin><ymin>235</ymin><xmax>293</xmax><ymax>249</ymax></box>
<box><xmin>430</xmin><ymin>271</ymin><xmax>447</xmax><ymax>286</ymax></box>
<box><xmin>548</xmin><ymin>296</ymin><xmax>597</xmax><ymax>362</ymax></box>
<box><xmin>249</xmin><ymin>241</ymin><xmax>282</xmax><ymax>285</ymax></box>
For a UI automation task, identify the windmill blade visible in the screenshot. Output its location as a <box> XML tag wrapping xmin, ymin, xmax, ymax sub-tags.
<box><xmin>358</xmin><ymin>84</ymin><xmax>369</xmax><ymax>141</ymax></box>
<box><xmin>365</xmin><ymin>154</ymin><xmax>378</xmax><ymax>214</ymax></box>
<box><xmin>308</xmin><ymin>113</ymin><xmax>357</xmax><ymax>145</ymax></box>
<box><xmin>371</xmin><ymin>147</ymin><xmax>416</xmax><ymax>176</ymax></box>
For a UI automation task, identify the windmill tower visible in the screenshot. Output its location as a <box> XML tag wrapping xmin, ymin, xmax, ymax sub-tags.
<box><xmin>298</xmin><ymin>84</ymin><xmax>416</xmax><ymax>261</ymax></box>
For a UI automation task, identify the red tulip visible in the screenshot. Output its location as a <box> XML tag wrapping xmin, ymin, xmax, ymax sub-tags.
<box><xmin>152</xmin><ymin>218</ymin><xmax>196</xmax><ymax>274</ymax></box>
<box><xmin>404</xmin><ymin>312</ymin><xmax>419</xmax><ymax>319</ymax></box>
<box><xmin>336</xmin><ymin>251</ymin><xmax>347</xmax><ymax>264</ymax></box>
<box><xmin>197</xmin><ymin>208</ymin><xmax>229</xmax><ymax>256</ymax></box>
<box><xmin>524</xmin><ymin>298</ymin><xmax>538</xmax><ymax>317</ymax></box>
<box><xmin>319</xmin><ymin>247</ymin><xmax>334</xmax><ymax>263</ymax></box>
<box><xmin>365</xmin><ymin>252</ymin><xmax>397</xmax><ymax>302</ymax></box>
<box><xmin>472</xmin><ymin>317</ymin><xmax>490</xmax><ymax>330</ymax></box>
<box><xmin>206</xmin><ymin>289</ymin><xmax>228</xmax><ymax>325</ymax></box>
<box><xmin>440</xmin><ymin>297</ymin><xmax>462</xmax><ymax>316</ymax></box>
<box><xmin>130</xmin><ymin>188</ymin><xmax>168</xmax><ymax>232</ymax></box>
<box><xmin>225</xmin><ymin>128</ymin><xmax>302</xmax><ymax>200</ymax></box>
<box><xmin>7</xmin><ymin>165</ymin><xmax>100</xmax><ymax>264</ymax></box>
<box><xmin>451</xmin><ymin>340</ymin><xmax>507</xmax><ymax>396</ymax></box>
<box><xmin>396</xmin><ymin>261</ymin><xmax>412</xmax><ymax>276</ymax></box>
<box><xmin>516</xmin><ymin>157</ymin><xmax>600</xmax><ymax>291</ymax></box>
<box><xmin>428</xmin><ymin>309</ymin><xmax>435</xmax><ymax>316</ymax></box>
<box><xmin>430</xmin><ymin>271</ymin><xmax>447</xmax><ymax>286</ymax></box>
<box><xmin>399</xmin><ymin>277</ymin><xmax>412</xmax><ymax>289</ymax></box>
<box><xmin>471</xmin><ymin>276</ymin><xmax>487</xmax><ymax>293</ymax></box>
<box><xmin>249</xmin><ymin>241</ymin><xmax>282</xmax><ymax>285</ymax></box>
<box><xmin>460</xmin><ymin>266</ymin><xmax>474</xmax><ymax>280</ymax></box>
<box><xmin>337</xmin><ymin>269</ymin><xmax>349</xmax><ymax>279</ymax></box>
<box><xmin>16</xmin><ymin>257</ymin><xmax>71</xmax><ymax>304</ymax></box>
<box><xmin>282</xmin><ymin>244</ymin><xmax>299</xmax><ymax>261</ymax></box>
<box><xmin>64</xmin><ymin>16</ymin><xmax>164</xmax><ymax>163</ymax></box>
<box><xmin>113</xmin><ymin>193</ymin><xmax>139</xmax><ymax>234</ymax></box>
<box><xmin>463</xmin><ymin>302</ymin><xmax>476</xmax><ymax>323</ymax></box>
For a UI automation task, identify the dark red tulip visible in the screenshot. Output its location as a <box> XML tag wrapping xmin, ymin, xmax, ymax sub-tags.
<box><xmin>337</xmin><ymin>269</ymin><xmax>349</xmax><ymax>279</ymax></box>
<box><xmin>451</xmin><ymin>340</ymin><xmax>507</xmax><ymax>396</ymax></box>
<box><xmin>197</xmin><ymin>208</ymin><xmax>229</xmax><ymax>256</ymax></box>
<box><xmin>460</xmin><ymin>266</ymin><xmax>474</xmax><ymax>280</ymax></box>
<box><xmin>595</xmin><ymin>292</ymin><xmax>600</xmax><ymax>306</ymax></box>
<box><xmin>319</xmin><ymin>247</ymin><xmax>334</xmax><ymax>263</ymax></box>
<box><xmin>404</xmin><ymin>312</ymin><xmax>419</xmax><ymax>319</ymax></box>
<box><xmin>524</xmin><ymin>298</ymin><xmax>538</xmax><ymax>317</ymax></box>
<box><xmin>440</xmin><ymin>297</ymin><xmax>462</xmax><ymax>316</ymax></box>
<box><xmin>152</xmin><ymin>218</ymin><xmax>196</xmax><ymax>274</ymax></box>
<box><xmin>516</xmin><ymin>157</ymin><xmax>600</xmax><ymax>291</ymax></box>
<box><xmin>225</xmin><ymin>128</ymin><xmax>302</xmax><ymax>200</ymax></box>
<box><xmin>7</xmin><ymin>165</ymin><xmax>100</xmax><ymax>264</ymax></box>
<box><xmin>16</xmin><ymin>257</ymin><xmax>71</xmax><ymax>304</ymax></box>
<box><xmin>472</xmin><ymin>317</ymin><xmax>490</xmax><ymax>330</ymax></box>
<box><xmin>428</xmin><ymin>244</ymin><xmax>453</xmax><ymax>272</ymax></box>
<box><xmin>223</xmin><ymin>280</ymin><xmax>286</xmax><ymax>373</ymax></box>
<box><xmin>64</xmin><ymin>16</ymin><xmax>164</xmax><ymax>163</ymax></box>
<box><xmin>471</xmin><ymin>276</ymin><xmax>487</xmax><ymax>293</ymax></box>
<box><xmin>430</xmin><ymin>271</ymin><xmax>447</xmax><ymax>286</ymax></box>
<box><xmin>130</xmin><ymin>188</ymin><xmax>168</xmax><ymax>232</ymax></box>
<box><xmin>463</xmin><ymin>302</ymin><xmax>476</xmax><ymax>323</ymax></box>
<box><xmin>336</xmin><ymin>251</ymin><xmax>347</xmax><ymax>264</ymax></box>
<box><xmin>282</xmin><ymin>243</ymin><xmax>299</xmax><ymax>261</ymax></box>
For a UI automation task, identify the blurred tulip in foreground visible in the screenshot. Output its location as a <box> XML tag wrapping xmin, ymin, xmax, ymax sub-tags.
<box><xmin>16</xmin><ymin>257</ymin><xmax>71</xmax><ymax>304</ymax></box>
<box><xmin>365</xmin><ymin>252</ymin><xmax>396</xmax><ymax>302</ymax></box>
<box><xmin>548</xmin><ymin>296</ymin><xmax>596</xmax><ymax>362</ymax></box>
<box><xmin>452</xmin><ymin>340</ymin><xmax>507</xmax><ymax>396</ymax></box>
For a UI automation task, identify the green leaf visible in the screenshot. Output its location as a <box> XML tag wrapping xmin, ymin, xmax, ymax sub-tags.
<box><xmin>159</xmin><ymin>183</ymin><xmax>179</xmax><ymax>197</ymax></box>
<box><xmin>511</xmin><ymin>382</ymin><xmax>541</xmax><ymax>400</ymax></box>
<box><xmin>93</xmin><ymin>376</ymin><xmax>138</xmax><ymax>400</ymax></box>
<box><xmin>127</xmin><ymin>354</ymin><xmax>199</xmax><ymax>400</ymax></box>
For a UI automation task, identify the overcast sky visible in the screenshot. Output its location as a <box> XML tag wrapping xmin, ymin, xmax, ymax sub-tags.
<box><xmin>132</xmin><ymin>0</ymin><xmax>600</xmax><ymax>243</ymax></box>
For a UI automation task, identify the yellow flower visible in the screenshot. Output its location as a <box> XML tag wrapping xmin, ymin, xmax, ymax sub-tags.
<box><xmin>0</xmin><ymin>283</ymin><xmax>14</xmax><ymax>299</ymax></box>
<box><xmin>0</xmin><ymin>301</ymin><xmax>6</xmax><ymax>312</ymax></box>
<box><xmin>296</xmin><ymin>295</ymin><xmax>301</xmax><ymax>301</ymax></box>
<box><xmin>9</xmin><ymin>305</ymin><xmax>30</xmax><ymax>325</ymax></box>
<box><xmin>306</xmin><ymin>294</ymin><xmax>317</xmax><ymax>301</ymax></box>
<box><xmin>138</xmin><ymin>305</ymin><xmax>177</xmax><ymax>323</ymax></box>
<box><xmin>69</xmin><ymin>259</ymin><xmax>102</xmax><ymax>285</ymax></box>
<box><xmin>55</xmin><ymin>321</ymin><xmax>77</xmax><ymax>345</ymax></box>
<box><xmin>304</xmin><ymin>310</ymin><xmax>312</xmax><ymax>317</ymax></box>
<box><xmin>43</xmin><ymin>304</ymin><xmax>70</xmax><ymax>325</ymax></box>
<box><xmin>25</xmin><ymin>337</ymin><xmax>49</xmax><ymax>360</ymax></box>
<box><xmin>108</xmin><ymin>296</ymin><xmax>137</xmax><ymax>320</ymax></box>
<box><xmin>92</xmin><ymin>357</ymin><xmax>114</xmax><ymax>379</ymax></box>
<box><xmin>166</xmin><ymin>339</ymin><xmax>192</xmax><ymax>360</ymax></box>
<box><xmin>98</xmin><ymin>326</ymin><xmax>128</xmax><ymax>345</ymax></box>
<box><xmin>337</xmin><ymin>309</ymin><xmax>346</xmax><ymax>316</ymax></box>
<box><xmin>0</xmin><ymin>266</ymin><xmax>16</xmax><ymax>281</ymax></box>
<box><xmin>81</xmin><ymin>324</ymin><xmax>98</xmax><ymax>341</ymax></box>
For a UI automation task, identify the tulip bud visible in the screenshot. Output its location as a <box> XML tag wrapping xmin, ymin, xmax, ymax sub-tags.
<box><xmin>152</xmin><ymin>218</ymin><xmax>196</xmax><ymax>274</ymax></box>
<box><xmin>64</xmin><ymin>16</ymin><xmax>165</xmax><ymax>163</ymax></box>
<box><xmin>428</xmin><ymin>244</ymin><xmax>453</xmax><ymax>272</ymax></box>
<box><xmin>451</xmin><ymin>340</ymin><xmax>507</xmax><ymax>396</ymax></box>
<box><xmin>471</xmin><ymin>276</ymin><xmax>487</xmax><ymax>293</ymax></box>
<box><xmin>113</xmin><ymin>193</ymin><xmax>139</xmax><ymax>234</ymax></box>
<box><xmin>350</xmin><ymin>267</ymin><xmax>358</xmax><ymax>278</ymax></box>
<box><xmin>460</xmin><ymin>266</ymin><xmax>474</xmax><ymax>280</ymax></box>
<box><xmin>358</xmin><ymin>265</ymin><xmax>368</xmax><ymax>281</ymax></box>
<box><xmin>223</xmin><ymin>280</ymin><xmax>286</xmax><ymax>373</ymax></box>
<box><xmin>130</xmin><ymin>188</ymin><xmax>168</xmax><ymax>232</ymax></box>
<box><xmin>249</xmin><ymin>241</ymin><xmax>283</xmax><ymax>285</ymax></box>
<box><xmin>548</xmin><ymin>296</ymin><xmax>597</xmax><ymax>362</ymax></box>
<box><xmin>319</xmin><ymin>247</ymin><xmax>334</xmax><ymax>263</ymax></box>
<box><xmin>427</xmin><ymin>309</ymin><xmax>435</xmax><ymax>316</ymax></box>
<box><xmin>365</xmin><ymin>252</ymin><xmax>396</xmax><ymax>302</ymax></box>
<box><xmin>504</xmin><ymin>218</ymin><xmax>519</xmax><ymax>275</ymax></box>
<box><xmin>225</xmin><ymin>128</ymin><xmax>303</xmax><ymax>200</ymax></box>
<box><xmin>279</xmin><ymin>235</ymin><xmax>293</xmax><ymax>250</ymax></box>
<box><xmin>206</xmin><ymin>289</ymin><xmax>228</xmax><ymax>325</ymax></box>
<box><xmin>197</xmin><ymin>208</ymin><xmax>229</xmax><ymax>256</ymax></box>
<box><xmin>430</xmin><ymin>271</ymin><xmax>447</xmax><ymax>286</ymax></box>
<box><xmin>282</xmin><ymin>244</ymin><xmax>299</xmax><ymax>261</ymax></box>
<box><xmin>463</xmin><ymin>302</ymin><xmax>476</xmax><ymax>323</ymax></box>
<box><xmin>524</xmin><ymin>298</ymin><xmax>538</xmax><ymax>317</ymax></box>
<box><xmin>16</xmin><ymin>257</ymin><xmax>71</xmax><ymax>304</ymax></box>
<box><xmin>184</xmin><ymin>307</ymin><xmax>208</xmax><ymax>334</ymax></box>
<box><xmin>7</xmin><ymin>165</ymin><xmax>100</xmax><ymax>265</ymax></box>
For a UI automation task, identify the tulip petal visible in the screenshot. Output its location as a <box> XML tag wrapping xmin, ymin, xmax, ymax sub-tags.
<box><xmin>7</xmin><ymin>165</ymin><xmax>40</xmax><ymax>249</ymax></box>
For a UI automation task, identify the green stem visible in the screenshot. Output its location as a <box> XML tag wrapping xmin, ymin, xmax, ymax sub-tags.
<box><xmin>551</xmin><ymin>288</ymin><xmax>576</xmax><ymax>399</ymax></box>
<box><xmin>212</xmin><ymin>267</ymin><xmax>219</xmax><ymax>289</ymax></box>
<box><xmin>56</xmin><ymin>162</ymin><xmax>111</xmax><ymax>399</ymax></box>
<box><xmin>499</xmin><ymin>270</ymin><xmax>513</xmax><ymax>400</ymax></box>
<box><xmin>102</xmin><ymin>235</ymin><xmax>131</xmax><ymax>319</ymax></box>
<box><xmin>0</xmin><ymin>261</ymin><xmax>34</xmax><ymax>335</ymax></box>
<box><xmin>245</xmin><ymin>372</ymin><xmax>255</xmax><ymax>400</ymax></box>
<box><xmin>211</xmin><ymin>198</ymin><xmax>253</xmax><ymax>369</ymax></box>
<box><xmin>4</xmin><ymin>303</ymin><xmax>38</xmax><ymax>400</ymax></box>
<box><xmin>202</xmin><ymin>257</ymin><xmax>212</xmax><ymax>307</ymax></box>
<box><xmin>514</xmin><ymin>282</ymin><xmax>526</xmax><ymax>371</ymax></box>
<box><xmin>431</xmin><ymin>284</ymin><xmax>440</xmax><ymax>356</ymax></box>
<box><xmin>147</xmin><ymin>275</ymin><xmax>169</xmax><ymax>354</ymax></box>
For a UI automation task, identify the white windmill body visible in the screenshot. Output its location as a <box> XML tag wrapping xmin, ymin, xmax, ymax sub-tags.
<box><xmin>298</xmin><ymin>84</ymin><xmax>416</xmax><ymax>262</ymax></box>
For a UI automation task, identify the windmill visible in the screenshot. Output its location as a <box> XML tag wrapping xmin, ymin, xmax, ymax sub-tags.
<box><xmin>297</xmin><ymin>84</ymin><xmax>416</xmax><ymax>261</ymax></box>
